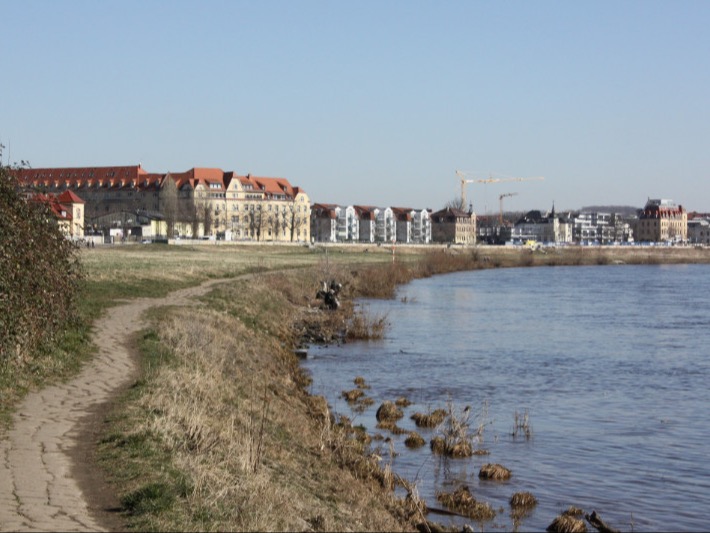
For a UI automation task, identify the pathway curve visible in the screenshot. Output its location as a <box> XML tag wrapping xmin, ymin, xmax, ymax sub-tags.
<box><xmin>0</xmin><ymin>278</ymin><xmax>228</xmax><ymax>532</ymax></box>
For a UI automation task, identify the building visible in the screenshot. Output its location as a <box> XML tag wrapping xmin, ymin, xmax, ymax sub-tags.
<box><xmin>311</xmin><ymin>204</ymin><xmax>431</xmax><ymax>244</ymax></box>
<box><xmin>430</xmin><ymin>207</ymin><xmax>476</xmax><ymax>245</ymax></box>
<box><xmin>572</xmin><ymin>212</ymin><xmax>634</xmax><ymax>245</ymax></box>
<box><xmin>511</xmin><ymin>207</ymin><xmax>567</xmax><ymax>244</ymax></box>
<box><xmin>687</xmin><ymin>217</ymin><xmax>710</xmax><ymax>245</ymax></box>
<box><xmin>29</xmin><ymin>190</ymin><xmax>85</xmax><ymax>239</ymax></box>
<box><xmin>13</xmin><ymin>165</ymin><xmax>310</xmax><ymax>242</ymax></box>
<box><xmin>635</xmin><ymin>199</ymin><xmax>687</xmax><ymax>243</ymax></box>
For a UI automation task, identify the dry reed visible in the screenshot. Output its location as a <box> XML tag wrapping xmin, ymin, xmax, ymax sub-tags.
<box><xmin>478</xmin><ymin>463</ymin><xmax>512</xmax><ymax>481</ymax></box>
<box><xmin>436</xmin><ymin>485</ymin><xmax>496</xmax><ymax>521</ymax></box>
<box><xmin>411</xmin><ymin>408</ymin><xmax>446</xmax><ymax>428</ymax></box>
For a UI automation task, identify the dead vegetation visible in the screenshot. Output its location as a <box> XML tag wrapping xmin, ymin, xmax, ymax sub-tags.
<box><xmin>404</xmin><ymin>432</ymin><xmax>426</xmax><ymax>448</ymax></box>
<box><xmin>78</xmin><ymin>244</ymin><xmax>695</xmax><ymax>531</ymax></box>
<box><xmin>436</xmin><ymin>485</ymin><xmax>496</xmax><ymax>521</ymax></box>
<box><xmin>478</xmin><ymin>463</ymin><xmax>512</xmax><ymax>480</ymax></box>
<box><xmin>97</xmin><ymin>271</ymin><xmax>422</xmax><ymax>532</ymax></box>
<box><xmin>429</xmin><ymin>401</ymin><xmax>489</xmax><ymax>458</ymax></box>
<box><xmin>411</xmin><ymin>408</ymin><xmax>447</xmax><ymax>428</ymax></box>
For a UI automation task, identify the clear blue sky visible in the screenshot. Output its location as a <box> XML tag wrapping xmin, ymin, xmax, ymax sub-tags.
<box><xmin>2</xmin><ymin>0</ymin><xmax>709</xmax><ymax>213</ymax></box>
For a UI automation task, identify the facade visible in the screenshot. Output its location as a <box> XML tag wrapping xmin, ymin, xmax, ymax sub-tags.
<box><xmin>573</xmin><ymin>212</ymin><xmax>634</xmax><ymax>244</ymax></box>
<box><xmin>29</xmin><ymin>190</ymin><xmax>85</xmax><ymax>239</ymax></box>
<box><xmin>635</xmin><ymin>199</ymin><xmax>687</xmax><ymax>243</ymax></box>
<box><xmin>430</xmin><ymin>207</ymin><xmax>476</xmax><ymax>245</ymax></box>
<box><xmin>687</xmin><ymin>218</ymin><xmax>710</xmax><ymax>245</ymax></box>
<box><xmin>311</xmin><ymin>204</ymin><xmax>431</xmax><ymax>244</ymax></box>
<box><xmin>511</xmin><ymin>208</ymin><xmax>570</xmax><ymax>244</ymax></box>
<box><xmin>13</xmin><ymin>165</ymin><xmax>310</xmax><ymax>242</ymax></box>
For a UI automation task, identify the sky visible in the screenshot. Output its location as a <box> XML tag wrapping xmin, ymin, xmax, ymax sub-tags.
<box><xmin>1</xmin><ymin>0</ymin><xmax>709</xmax><ymax>213</ymax></box>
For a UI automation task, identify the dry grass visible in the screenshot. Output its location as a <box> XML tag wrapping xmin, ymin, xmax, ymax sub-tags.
<box><xmin>411</xmin><ymin>408</ymin><xmax>447</xmax><ymax>428</ymax></box>
<box><xmin>479</xmin><ymin>463</ymin><xmax>512</xmax><ymax>481</ymax></box>
<box><xmin>394</xmin><ymin>396</ymin><xmax>412</xmax><ymax>407</ymax></box>
<box><xmin>510</xmin><ymin>491</ymin><xmax>538</xmax><ymax>509</ymax></box>
<box><xmin>376</xmin><ymin>401</ymin><xmax>404</xmax><ymax>422</ymax></box>
<box><xmin>345</xmin><ymin>308</ymin><xmax>389</xmax><ymax>340</ymax></box>
<box><xmin>547</xmin><ymin>514</ymin><xmax>588</xmax><ymax>533</ymax></box>
<box><xmin>513</xmin><ymin>408</ymin><xmax>533</xmax><ymax>439</ymax></box>
<box><xmin>47</xmin><ymin>243</ymin><xmax>710</xmax><ymax>530</ymax></box>
<box><xmin>98</xmin><ymin>272</ymin><xmax>418</xmax><ymax>531</ymax></box>
<box><xmin>342</xmin><ymin>389</ymin><xmax>365</xmax><ymax>403</ymax></box>
<box><xmin>403</xmin><ymin>432</ymin><xmax>426</xmax><ymax>448</ymax></box>
<box><xmin>429</xmin><ymin>401</ymin><xmax>489</xmax><ymax>458</ymax></box>
<box><xmin>436</xmin><ymin>485</ymin><xmax>496</xmax><ymax>521</ymax></box>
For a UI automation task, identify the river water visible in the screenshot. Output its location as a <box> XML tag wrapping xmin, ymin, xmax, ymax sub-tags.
<box><xmin>302</xmin><ymin>264</ymin><xmax>710</xmax><ymax>532</ymax></box>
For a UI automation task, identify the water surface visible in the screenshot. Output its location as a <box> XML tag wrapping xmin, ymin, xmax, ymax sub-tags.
<box><xmin>303</xmin><ymin>264</ymin><xmax>710</xmax><ymax>531</ymax></box>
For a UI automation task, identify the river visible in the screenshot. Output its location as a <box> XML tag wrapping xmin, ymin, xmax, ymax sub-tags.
<box><xmin>302</xmin><ymin>264</ymin><xmax>710</xmax><ymax>532</ymax></box>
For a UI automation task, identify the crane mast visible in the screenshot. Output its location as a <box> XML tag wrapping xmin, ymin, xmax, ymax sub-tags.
<box><xmin>455</xmin><ymin>170</ymin><xmax>544</xmax><ymax>213</ymax></box>
<box><xmin>499</xmin><ymin>192</ymin><xmax>518</xmax><ymax>224</ymax></box>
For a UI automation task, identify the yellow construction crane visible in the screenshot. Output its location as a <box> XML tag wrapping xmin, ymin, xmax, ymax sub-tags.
<box><xmin>455</xmin><ymin>170</ymin><xmax>544</xmax><ymax>211</ymax></box>
<box><xmin>499</xmin><ymin>192</ymin><xmax>518</xmax><ymax>224</ymax></box>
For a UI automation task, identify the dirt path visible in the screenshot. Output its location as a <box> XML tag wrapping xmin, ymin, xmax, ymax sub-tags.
<box><xmin>0</xmin><ymin>278</ymin><xmax>228</xmax><ymax>532</ymax></box>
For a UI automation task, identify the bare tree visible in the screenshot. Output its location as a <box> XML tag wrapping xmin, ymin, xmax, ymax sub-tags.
<box><xmin>160</xmin><ymin>176</ymin><xmax>178</xmax><ymax>238</ymax></box>
<box><xmin>287</xmin><ymin>202</ymin><xmax>307</xmax><ymax>242</ymax></box>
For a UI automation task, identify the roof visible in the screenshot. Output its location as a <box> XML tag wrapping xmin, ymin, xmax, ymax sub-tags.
<box><xmin>57</xmin><ymin>190</ymin><xmax>85</xmax><ymax>204</ymax></box>
<box><xmin>28</xmin><ymin>192</ymin><xmax>81</xmax><ymax>221</ymax></box>
<box><xmin>12</xmin><ymin>165</ymin><xmax>307</xmax><ymax>198</ymax></box>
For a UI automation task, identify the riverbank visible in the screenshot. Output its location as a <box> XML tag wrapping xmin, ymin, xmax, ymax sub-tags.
<box><xmin>3</xmin><ymin>244</ymin><xmax>710</xmax><ymax>532</ymax></box>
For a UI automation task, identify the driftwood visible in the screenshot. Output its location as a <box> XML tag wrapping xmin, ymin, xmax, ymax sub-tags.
<box><xmin>585</xmin><ymin>511</ymin><xmax>620</xmax><ymax>533</ymax></box>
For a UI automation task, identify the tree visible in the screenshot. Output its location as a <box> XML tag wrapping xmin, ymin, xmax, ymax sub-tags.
<box><xmin>445</xmin><ymin>196</ymin><xmax>468</xmax><ymax>212</ymax></box>
<box><xmin>161</xmin><ymin>175</ymin><xmax>178</xmax><ymax>239</ymax></box>
<box><xmin>0</xmin><ymin>149</ymin><xmax>83</xmax><ymax>363</ymax></box>
<box><xmin>286</xmin><ymin>202</ymin><xmax>306</xmax><ymax>242</ymax></box>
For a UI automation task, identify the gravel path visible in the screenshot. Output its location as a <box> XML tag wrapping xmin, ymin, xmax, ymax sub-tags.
<box><xmin>0</xmin><ymin>279</ymin><xmax>226</xmax><ymax>532</ymax></box>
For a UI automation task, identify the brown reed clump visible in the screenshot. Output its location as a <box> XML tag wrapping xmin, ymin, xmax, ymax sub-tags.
<box><xmin>436</xmin><ymin>485</ymin><xmax>496</xmax><ymax>521</ymax></box>
<box><xmin>479</xmin><ymin>463</ymin><xmax>512</xmax><ymax>481</ymax></box>
<box><xmin>395</xmin><ymin>396</ymin><xmax>412</xmax><ymax>407</ymax></box>
<box><xmin>411</xmin><ymin>408</ymin><xmax>446</xmax><ymax>428</ymax></box>
<box><xmin>510</xmin><ymin>491</ymin><xmax>537</xmax><ymax>509</ymax></box>
<box><xmin>404</xmin><ymin>432</ymin><xmax>426</xmax><ymax>448</ymax></box>
<box><xmin>376</xmin><ymin>420</ymin><xmax>408</xmax><ymax>435</ymax></box>
<box><xmin>345</xmin><ymin>309</ymin><xmax>388</xmax><ymax>340</ymax></box>
<box><xmin>376</xmin><ymin>401</ymin><xmax>404</xmax><ymax>422</ymax></box>
<box><xmin>342</xmin><ymin>389</ymin><xmax>365</xmax><ymax>403</ymax></box>
<box><xmin>546</xmin><ymin>514</ymin><xmax>587</xmax><ymax>533</ymax></box>
<box><xmin>353</xmin><ymin>376</ymin><xmax>370</xmax><ymax>389</ymax></box>
<box><xmin>563</xmin><ymin>506</ymin><xmax>585</xmax><ymax>516</ymax></box>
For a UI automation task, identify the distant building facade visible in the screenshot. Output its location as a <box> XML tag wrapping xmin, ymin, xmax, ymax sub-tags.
<box><xmin>430</xmin><ymin>207</ymin><xmax>476</xmax><ymax>245</ymax></box>
<box><xmin>310</xmin><ymin>204</ymin><xmax>431</xmax><ymax>244</ymax></box>
<box><xmin>13</xmin><ymin>165</ymin><xmax>310</xmax><ymax>242</ymax></box>
<box><xmin>28</xmin><ymin>190</ymin><xmax>85</xmax><ymax>239</ymax></box>
<box><xmin>635</xmin><ymin>199</ymin><xmax>687</xmax><ymax>243</ymax></box>
<box><xmin>687</xmin><ymin>217</ymin><xmax>710</xmax><ymax>245</ymax></box>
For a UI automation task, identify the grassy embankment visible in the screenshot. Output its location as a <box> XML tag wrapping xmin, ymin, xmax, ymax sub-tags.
<box><xmin>3</xmin><ymin>243</ymin><xmax>710</xmax><ymax>531</ymax></box>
